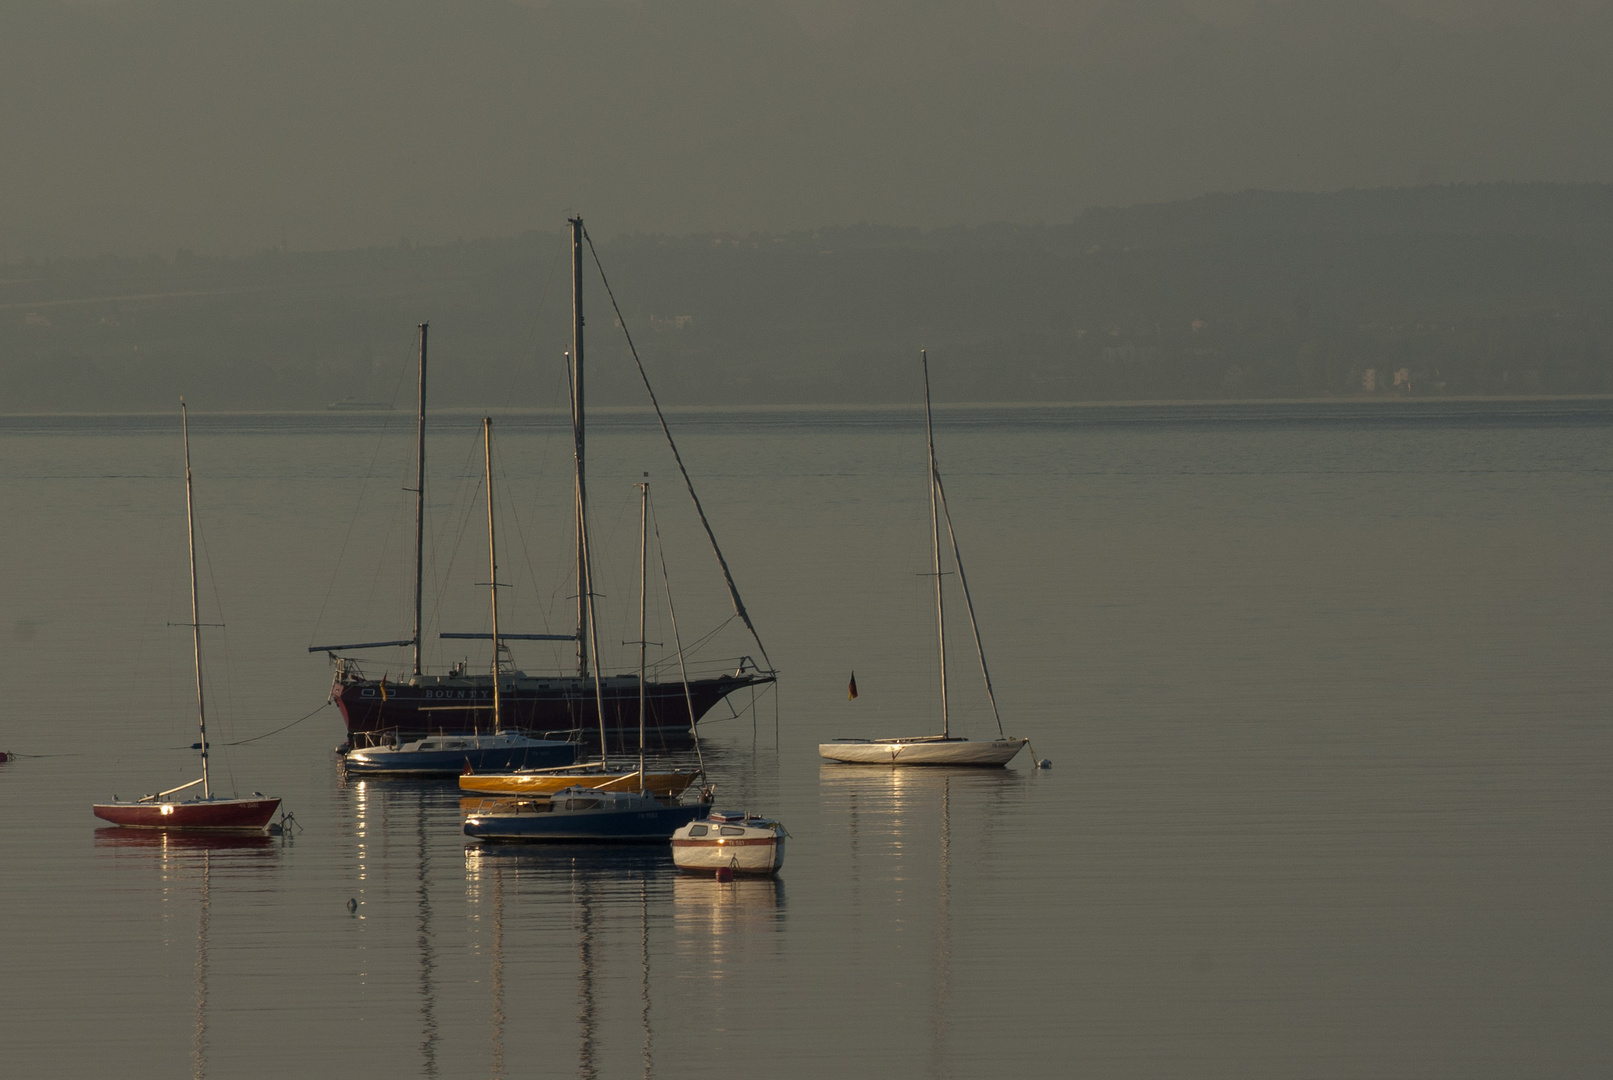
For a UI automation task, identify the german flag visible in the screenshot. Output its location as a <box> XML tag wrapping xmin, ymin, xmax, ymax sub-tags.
<box><xmin>848</xmin><ymin>672</ymin><xmax>858</xmax><ymax>700</ymax></box>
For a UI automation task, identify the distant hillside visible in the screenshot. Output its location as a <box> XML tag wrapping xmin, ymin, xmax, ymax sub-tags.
<box><xmin>2</xmin><ymin>183</ymin><xmax>1611</xmax><ymax>411</ymax></box>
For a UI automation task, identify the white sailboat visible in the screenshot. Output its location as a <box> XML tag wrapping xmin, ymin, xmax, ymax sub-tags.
<box><xmin>819</xmin><ymin>352</ymin><xmax>1030</xmax><ymax>768</ymax></box>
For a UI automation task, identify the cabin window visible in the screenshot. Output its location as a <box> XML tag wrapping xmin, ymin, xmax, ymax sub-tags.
<box><xmin>719</xmin><ymin>826</ymin><xmax>745</xmax><ymax>837</ymax></box>
<box><xmin>688</xmin><ymin>825</ymin><xmax>708</xmax><ymax>837</ymax></box>
<box><xmin>420</xmin><ymin>742</ymin><xmax>436</xmax><ymax>750</ymax></box>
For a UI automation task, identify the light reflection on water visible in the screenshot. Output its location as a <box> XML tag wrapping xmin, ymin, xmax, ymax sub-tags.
<box><xmin>89</xmin><ymin>831</ymin><xmax>284</xmax><ymax>1080</ymax></box>
<box><xmin>458</xmin><ymin>839</ymin><xmax>787</xmax><ymax>1078</ymax></box>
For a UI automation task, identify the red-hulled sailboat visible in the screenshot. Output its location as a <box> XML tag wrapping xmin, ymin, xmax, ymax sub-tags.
<box><xmin>93</xmin><ymin>402</ymin><xmax>282</xmax><ymax>832</ymax></box>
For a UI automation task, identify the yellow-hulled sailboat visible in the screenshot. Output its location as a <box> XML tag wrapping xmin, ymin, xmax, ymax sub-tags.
<box><xmin>460</xmin><ymin>766</ymin><xmax>697</xmax><ymax>800</ymax></box>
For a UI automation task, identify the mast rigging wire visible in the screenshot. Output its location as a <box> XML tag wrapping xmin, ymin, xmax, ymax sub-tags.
<box><xmin>307</xmin><ymin>325</ymin><xmax>419</xmax><ymax>647</ymax></box>
<box><xmin>220</xmin><ymin>702</ymin><xmax>332</xmax><ymax>746</ymax></box>
<box><xmin>581</xmin><ymin>226</ymin><xmax>774</xmax><ymax>675</ymax></box>
<box><xmin>933</xmin><ymin>459</ymin><xmax>1007</xmax><ymax>738</ymax></box>
<box><xmin>650</xmin><ymin>489</ymin><xmax>705</xmax><ymax>781</ymax></box>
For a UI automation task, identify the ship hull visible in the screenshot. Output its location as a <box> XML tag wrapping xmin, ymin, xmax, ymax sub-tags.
<box><xmin>672</xmin><ymin>835</ymin><xmax>785</xmax><ymax>875</ymax></box>
<box><xmin>92</xmin><ymin>797</ymin><xmax>282</xmax><ymax>831</ymax></box>
<box><xmin>818</xmin><ymin>736</ymin><xmax>1028</xmax><ymax>766</ymax></box>
<box><xmin>333</xmin><ymin>672</ymin><xmax>772</xmax><ymax>749</ymax></box>
<box><xmin>464</xmin><ymin>801</ymin><xmax>710</xmax><ymax>843</ymax></box>
<box><xmin>344</xmin><ymin>736</ymin><xmax>576</xmax><ymax>776</ymax></box>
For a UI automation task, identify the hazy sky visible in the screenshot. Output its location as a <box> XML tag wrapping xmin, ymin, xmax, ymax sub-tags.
<box><xmin>4</xmin><ymin>0</ymin><xmax>1611</xmax><ymax>256</ymax></box>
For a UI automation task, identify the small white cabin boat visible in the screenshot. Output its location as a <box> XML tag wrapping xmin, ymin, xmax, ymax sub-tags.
<box><xmin>671</xmin><ymin>810</ymin><xmax>787</xmax><ymax>876</ymax></box>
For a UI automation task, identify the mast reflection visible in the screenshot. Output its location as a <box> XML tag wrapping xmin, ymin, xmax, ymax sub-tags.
<box><xmin>344</xmin><ymin>778</ymin><xmax>457</xmax><ymax>1079</ymax></box>
<box><xmin>640</xmin><ymin>880</ymin><xmax>652</xmax><ymax>1080</ymax></box>
<box><xmin>194</xmin><ymin>848</ymin><xmax>210</xmax><ymax>1080</ymax></box>
<box><xmin>818</xmin><ymin>764</ymin><xmax>1022</xmax><ymax>1079</ymax></box>
<box><xmin>489</xmin><ymin>864</ymin><xmax>505</xmax><ymax>1078</ymax></box>
<box><xmin>574</xmin><ymin>868</ymin><xmax>598</xmax><ymax>1080</ymax></box>
<box><xmin>466</xmin><ymin>845</ymin><xmax>673</xmax><ymax>1077</ymax></box>
<box><xmin>931</xmin><ymin>776</ymin><xmax>952</xmax><ymax>1080</ymax></box>
<box><xmin>671</xmin><ymin>864</ymin><xmax>785</xmax><ymax>1003</ymax></box>
<box><xmin>416</xmin><ymin>797</ymin><xmax>439</xmax><ymax>1079</ymax></box>
<box><xmin>92</xmin><ymin>830</ymin><xmax>279</xmax><ymax>1080</ymax></box>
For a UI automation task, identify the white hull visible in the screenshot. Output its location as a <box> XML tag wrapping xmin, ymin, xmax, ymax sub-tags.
<box><xmin>672</xmin><ymin>837</ymin><xmax>785</xmax><ymax>874</ymax></box>
<box><xmin>671</xmin><ymin>813</ymin><xmax>788</xmax><ymax>875</ymax></box>
<box><xmin>818</xmin><ymin>736</ymin><xmax>1027</xmax><ymax>767</ymax></box>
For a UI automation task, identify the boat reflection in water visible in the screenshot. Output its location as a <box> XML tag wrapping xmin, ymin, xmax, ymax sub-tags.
<box><xmin>342</xmin><ymin>778</ymin><xmax>452</xmax><ymax>1078</ymax></box>
<box><xmin>672</xmin><ymin>874</ymin><xmax>785</xmax><ymax>935</ymax></box>
<box><xmin>93</xmin><ymin>830</ymin><xmax>281</xmax><ymax>1080</ymax></box>
<box><xmin>92</xmin><ymin>828</ymin><xmax>280</xmax><ymax>855</ymax></box>
<box><xmin>460</xmin><ymin>836</ymin><xmax>788</xmax><ymax>1077</ymax></box>
<box><xmin>465</xmin><ymin>844</ymin><xmax>673</xmax><ymax>1078</ymax></box>
<box><xmin>818</xmin><ymin>762</ymin><xmax>1026</xmax><ymax>1072</ymax></box>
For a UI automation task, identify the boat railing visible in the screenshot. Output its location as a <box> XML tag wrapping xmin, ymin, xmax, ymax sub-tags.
<box><xmin>349</xmin><ymin>728</ymin><xmax>405</xmax><ymax>750</ymax></box>
<box><xmin>464</xmin><ymin>796</ymin><xmax>550</xmax><ymax>816</ymax></box>
<box><xmin>332</xmin><ymin>654</ymin><xmax>769</xmax><ymax>684</ymax></box>
<box><xmin>617</xmin><ymin>654</ymin><xmax>777</xmax><ymax>681</ymax></box>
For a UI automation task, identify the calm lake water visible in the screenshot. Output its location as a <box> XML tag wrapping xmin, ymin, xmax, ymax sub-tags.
<box><xmin>1</xmin><ymin>400</ymin><xmax>1610</xmax><ymax>1078</ymax></box>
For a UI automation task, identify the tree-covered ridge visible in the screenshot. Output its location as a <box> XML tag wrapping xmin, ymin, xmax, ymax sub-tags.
<box><xmin>2</xmin><ymin>183</ymin><xmax>1610</xmax><ymax>411</ymax></box>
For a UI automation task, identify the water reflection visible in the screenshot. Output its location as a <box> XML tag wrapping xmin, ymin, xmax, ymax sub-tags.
<box><xmin>465</xmin><ymin>845</ymin><xmax>673</xmax><ymax>1078</ymax></box>
<box><xmin>817</xmin><ymin>763</ymin><xmax>1027</xmax><ymax>849</ymax></box>
<box><xmin>343</xmin><ymin>778</ymin><xmax>458</xmax><ymax>1078</ymax></box>
<box><xmin>575</xmin><ymin>868</ymin><xmax>598</xmax><ymax>1080</ymax></box>
<box><xmin>488</xmin><ymin>863</ymin><xmax>505</xmax><ymax>1078</ymax></box>
<box><xmin>639</xmin><ymin>879</ymin><xmax>653</xmax><ymax>1080</ymax></box>
<box><xmin>670</xmin><ymin>875</ymin><xmax>785</xmax><ymax>935</ymax></box>
<box><xmin>415</xmin><ymin>797</ymin><xmax>440</xmax><ymax>1079</ymax></box>
<box><xmin>91</xmin><ymin>831</ymin><xmax>281</xmax><ymax>1080</ymax></box>
<box><xmin>933</xmin><ymin>777</ymin><xmax>951</xmax><ymax>1080</ymax></box>
<box><xmin>351</xmin><ymin>765</ymin><xmax>796</xmax><ymax>1079</ymax></box>
<box><xmin>818</xmin><ymin>765</ymin><xmax>1026</xmax><ymax>1080</ymax></box>
<box><xmin>91</xmin><ymin>829</ymin><xmax>280</xmax><ymax>855</ymax></box>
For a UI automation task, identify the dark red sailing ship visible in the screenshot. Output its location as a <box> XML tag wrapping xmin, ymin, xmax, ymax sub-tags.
<box><xmin>315</xmin><ymin>218</ymin><xmax>775</xmax><ymax>754</ymax></box>
<box><xmin>327</xmin><ymin>662</ymin><xmax>772</xmax><ymax>750</ymax></box>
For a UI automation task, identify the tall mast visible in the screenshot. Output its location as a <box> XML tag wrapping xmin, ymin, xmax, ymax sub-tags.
<box><xmin>578</xmin><ymin>462</ymin><xmax>610</xmax><ymax>770</ymax></box>
<box><xmin>180</xmin><ymin>401</ymin><xmax>211</xmax><ymax>798</ymax></box>
<box><xmin>570</xmin><ymin>216</ymin><xmax>589</xmax><ymax>679</ymax></box>
<box><xmin>412</xmin><ymin>322</ymin><xmax>428</xmax><ymax>678</ymax></box>
<box><xmin>636</xmin><ymin>481</ymin><xmax>649</xmax><ymax>794</ymax></box>
<box><xmin>922</xmin><ymin>351</ymin><xmax>949</xmax><ymax>739</ymax></box>
<box><xmin>483</xmin><ymin>418</ymin><xmax>501</xmax><ymax>733</ymax></box>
